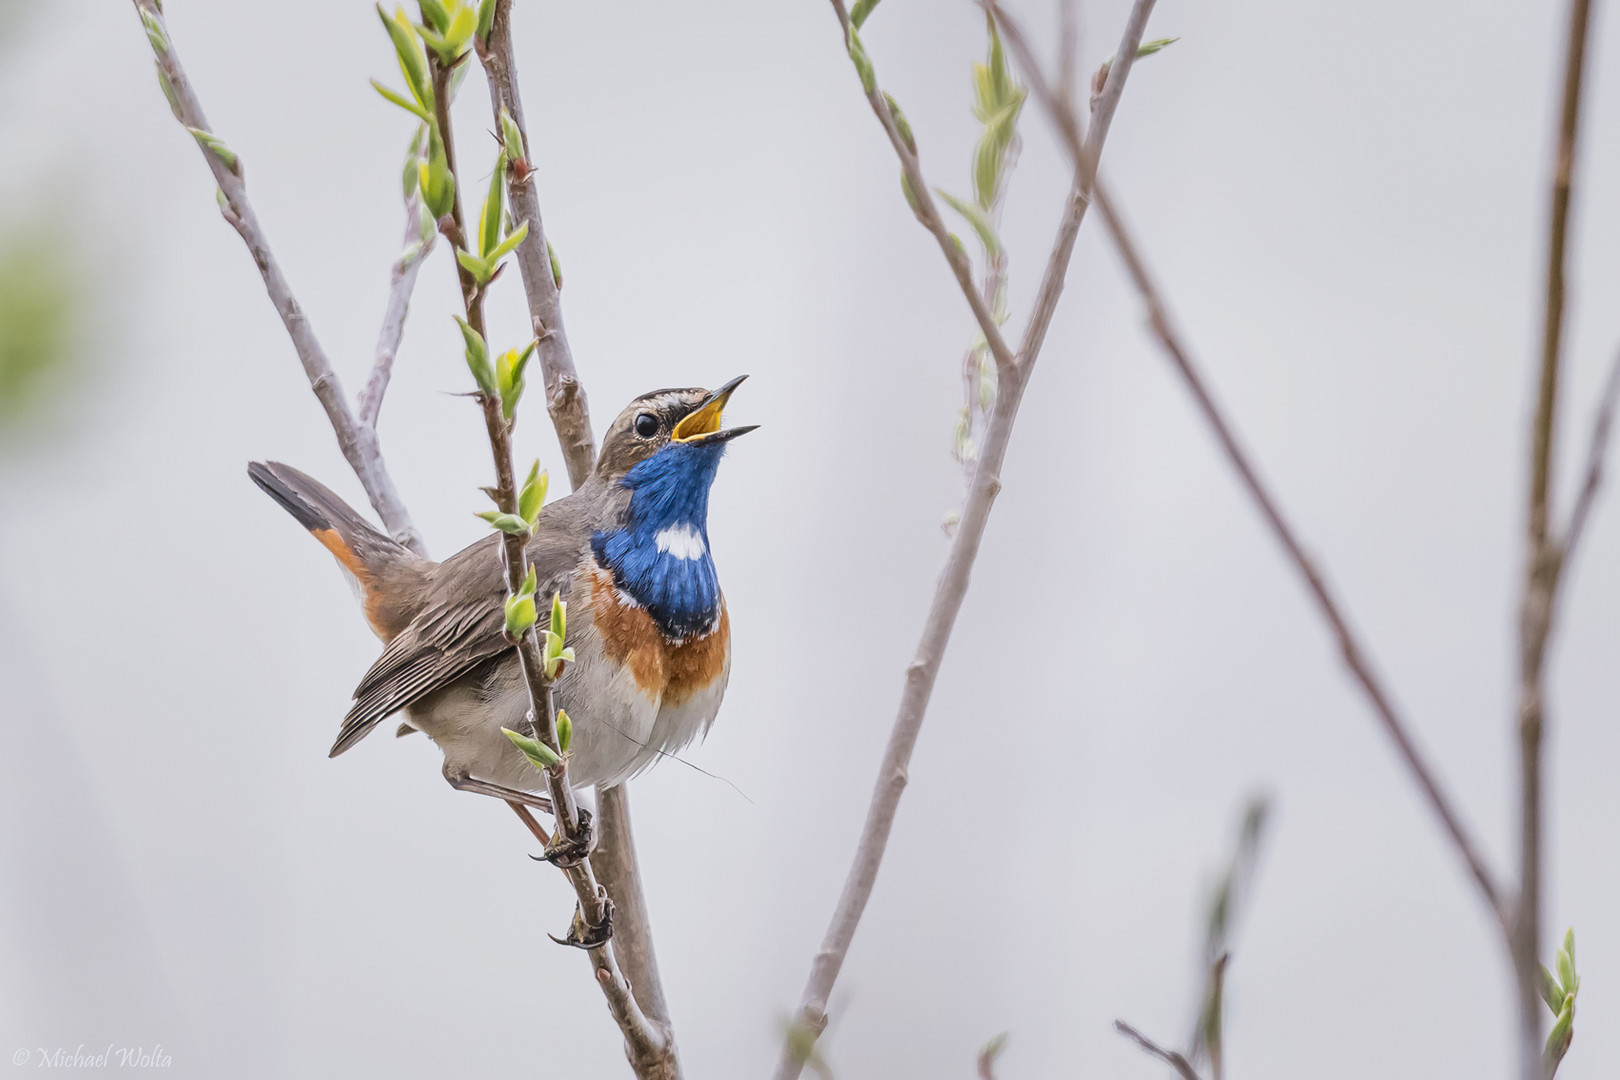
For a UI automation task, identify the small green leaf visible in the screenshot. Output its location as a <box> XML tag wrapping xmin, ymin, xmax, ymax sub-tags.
<box><xmin>1557</xmin><ymin>943</ymin><xmax>1576</xmax><ymax>994</ymax></box>
<box><xmin>504</xmin><ymin>591</ymin><xmax>537</xmax><ymax>636</ymax></box>
<box><xmin>377</xmin><ymin>5</ymin><xmax>433</xmax><ymax>115</ymax></box>
<box><xmin>1542</xmin><ymin>964</ymin><xmax>1565</xmax><ymax>1014</ymax></box>
<box><xmin>476</xmin><ymin>0</ymin><xmax>497</xmax><ymax>40</ymax></box>
<box><xmin>417</xmin><ymin>0</ymin><xmax>451</xmax><ymax>33</ymax></box>
<box><xmin>1136</xmin><ymin>36</ymin><xmax>1180</xmax><ymax>59</ymax></box>
<box><xmin>486</xmin><ymin>219</ymin><xmax>529</xmax><ymax>263</ymax></box>
<box><xmin>439</xmin><ymin>5</ymin><xmax>478</xmax><ymax>58</ymax></box>
<box><xmin>520</xmin><ymin>562</ymin><xmax>538</xmax><ymax>596</ymax></box>
<box><xmin>555</xmin><ymin>709</ymin><xmax>572</xmax><ymax>753</ymax></box>
<box><xmin>479</xmin><ymin>154</ymin><xmax>505</xmax><ymax>257</ymax></box>
<box><xmin>476</xmin><ymin>510</ymin><xmax>531</xmax><ymax>534</ymax></box>
<box><xmin>141</xmin><ymin>8</ymin><xmax>169</xmax><ymax>54</ymax></box>
<box><xmin>502</xmin><ymin>727</ymin><xmax>560</xmax><ymax>770</ymax></box>
<box><xmin>455</xmin><ymin>247</ymin><xmax>493</xmax><ymax>285</ymax></box>
<box><xmin>186</xmin><ymin>128</ymin><xmax>240</xmax><ymax>175</ymax></box>
<box><xmin>937</xmin><ymin>189</ymin><xmax>1001</xmax><ymax>256</ymax></box>
<box><xmin>973</xmin><ymin>134</ymin><xmax>1002</xmax><ymax>211</ymax></box>
<box><xmin>1545</xmin><ymin>998</ymin><xmax>1574</xmax><ymax>1069</ymax></box>
<box><xmin>371</xmin><ymin>78</ymin><xmax>433</xmax><ymax>121</ymax></box>
<box><xmin>850</xmin><ymin>0</ymin><xmax>880</xmax><ymax>30</ymax></box>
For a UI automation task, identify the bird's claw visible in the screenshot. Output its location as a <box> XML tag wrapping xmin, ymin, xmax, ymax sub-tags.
<box><xmin>547</xmin><ymin>892</ymin><xmax>615</xmax><ymax>950</ymax></box>
<box><xmin>531</xmin><ymin>806</ymin><xmax>594</xmax><ymax>869</ymax></box>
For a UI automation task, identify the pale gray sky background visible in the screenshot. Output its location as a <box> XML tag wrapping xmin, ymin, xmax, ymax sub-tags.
<box><xmin>1</xmin><ymin>1</ymin><xmax>1618</xmax><ymax>1077</ymax></box>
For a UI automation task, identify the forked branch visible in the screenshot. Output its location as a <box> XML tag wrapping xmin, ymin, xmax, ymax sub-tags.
<box><xmin>774</xmin><ymin>4</ymin><xmax>1161</xmax><ymax>1076</ymax></box>
<box><xmin>132</xmin><ymin>0</ymin><xmax>426</xmax><ymax>555</ymax></box>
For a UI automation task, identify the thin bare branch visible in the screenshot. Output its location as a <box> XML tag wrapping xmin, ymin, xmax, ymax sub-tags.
<box><xmin>477</xmin><ymin>0</ymin><xmax>595</xmax><ymax>491</ymax></box>
<box><xmin>1562</xmin><ymin>345</ymin><xmax>1620</xmax><ymax>563</ymax></box>
<box><xmin>773</xmin><ymin>6</ymin><xmax>1159</xmax><ymax>1077</ymax></box>
<box><xmin>1090</xmin><ymin>176</ymin><xmax>1508</xmax><ymax>929</ymax></box>
<box><xmin>359</xmin><ymin>186</ymin><xmax>433</xmax><ymax>429</ymax></box>
<box><xmin>340</xmin><ymin>131</ymin><xmax>435</xmax><ymax>443</ymax></box>
<box><xmin>1516</xmin><ymin>1</ymin><xmax>1597</xmax><ymax>1076</ymax></box>
<box><xmin>131</xmin><ymin>0</ymin><xmax>425</xmax><ymax>555</ymax></box>
<box><xmin>1113</xmin><ymin>1021</ymin><xmax>1201</xmax><ymax>1080</ymax></box>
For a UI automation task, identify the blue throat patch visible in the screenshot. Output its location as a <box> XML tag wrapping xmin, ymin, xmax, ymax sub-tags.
<box><xmin>592</xmin><ymin>440</ymin><xmax>726</xmax><ymax>640</ymax></box>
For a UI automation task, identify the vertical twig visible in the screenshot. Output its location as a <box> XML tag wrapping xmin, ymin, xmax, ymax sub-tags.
<box><xmin>474</xmin><ymin>0</ymin><xmax>675</xmax><ymax>1034</ymax></box>
<box><xmin>1516</xmin><ymin>2</ymin><xmax>1597</xmax><ymax>1075</ymax></box>
<box><xmin>476</xmin><ymin>0</ymin><xmax>595</xmax><ymax>491</ymax></box>
<box><xmin>774</xmin><ymin>5</ymin><xmax>1159</xmax><ymax>1076</ymax></box>
<box><xmin>427</xmin><ymin>48</ymin><xmax>678</xmax><ymax>1079</ymax></box>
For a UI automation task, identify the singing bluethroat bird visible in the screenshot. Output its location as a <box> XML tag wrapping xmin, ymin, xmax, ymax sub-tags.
<box><xmin>248</xmin><ymin>377</ymin><xmax>754</xmax><ymax>813</ymax></box>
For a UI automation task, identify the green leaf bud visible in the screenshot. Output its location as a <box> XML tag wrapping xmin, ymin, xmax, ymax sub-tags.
<box><xmin>883</xmin><ymin>93</ymin><xmax>915</xmax><ymax>156</ymax></box>
<box><xmin>517</xmin><ymin>460</ymin><xmax>547</xmax><ymax>524</ymax></box>
<box><xmin>504</xmin><ymin>591</ymin><xmax>537</xmax><ymax>636</ymax></box>
<box><xmin>555</xmin><ymin>709</ymin><xmax>573</xmax><ymax>753</ymax></box>
<box><xmin>549</xmin><ymin>593</ymin><xmax>566</xmax><ymax>640</ymax></box>
<box><xmin>454</xmin><ymin>315</ymin><xmax>495</xmax><ymax>394</ymax></box>
<box><xmin>846</xmin><ymin>28</ymin><xmax>875</xmax><ymax>96</ymax></box>
<box><xmin>155</xmin><ymin>61</ymin><xmax>183</xmax><ymax>121</ymax></box>
<box><xmin>547</xmin><ymin>239</ymin><xmax>562</xmax><ymax>289</ymax></box>
<box><xmin>499</xmin><ymin>107</ymin><xmax>525</xmax><ymax>164</ymax></box>
<box><xmin>141</xmin><ymin>8</ymin><xmax>169</xmax><ymax>54</ymax></box>
<box><xmin>476</xmin><ymin>0</ymin><xmax>497</xmax><ymax>41</ymax></box>
<box><xmin>501</xmin><ymin>727</ymin><xmax>560</xmax><ymax>770</ymax></box>
<box><xmin>850</xmin><ymin>0</ymin><xmax>880</xmax><ymax>29</ymax></box>
<box><xmin>496</xmin><ymin>340</ymin><xmax>534</xmax><ymax>421</ymax></box>
<box><xmin>186</xmin><ymin>128</ymin><xmax>240</xmax><ymax>175</ymax></box>
<box><xmin>476</xmin><ymin>510</ymin><xmax>532</xmax><ymax>535</ymax></box>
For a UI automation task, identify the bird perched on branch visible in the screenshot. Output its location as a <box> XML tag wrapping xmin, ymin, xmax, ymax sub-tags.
<box><xmin>249</xmin><ymin>377</ymin><xmax>754</xmax><ymax>814</ymax></box>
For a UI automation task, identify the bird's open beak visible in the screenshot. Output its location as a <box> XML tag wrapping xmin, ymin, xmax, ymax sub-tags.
<box><xmin>672</xmin><ymin>375</ymin><xmax>758</xmax><ymax>445</ymax></box>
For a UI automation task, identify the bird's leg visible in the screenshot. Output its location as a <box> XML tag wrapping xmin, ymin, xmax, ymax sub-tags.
<box><xmin>442</xmin><ymin>764</ymin><xmax>554</xmax><ymax>812</ymax></box>
<box><xmin>547</xmin><ymin>887</ymin><xmax>615</xmax><ymax>950</ymax></box>
<box><xmin>507</xmin><ymin>802</ymin><xmax>553</xmax><ymax>846</ymax></box>
<box><xmin>532</xmin><ymin>805</ymin><xmax>595</xmax><ymax>869</ymax></box>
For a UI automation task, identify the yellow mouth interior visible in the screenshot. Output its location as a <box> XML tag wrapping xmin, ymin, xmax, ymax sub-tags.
<box><xmin>672</xmin><ymin>396</ymin><xmax>725</xmax><ymax>442</ymax></box>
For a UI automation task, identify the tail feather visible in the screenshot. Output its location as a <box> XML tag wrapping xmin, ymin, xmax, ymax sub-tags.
<box><xmin>249</xmin><ymin>460</ymin><xmax>421</xmax><ymax>639</ymax></box>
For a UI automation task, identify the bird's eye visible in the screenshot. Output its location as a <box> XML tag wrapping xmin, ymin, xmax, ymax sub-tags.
<box><xmin>634</xmin><ymin>412</ymin><xmax>659</xmax><ymax>438</ymax></box>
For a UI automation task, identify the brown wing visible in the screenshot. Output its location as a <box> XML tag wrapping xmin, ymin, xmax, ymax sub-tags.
<box><xmin>330</xmin><ymin>519</ymin><xmax>588</xmax><ymax>757</ymax></box>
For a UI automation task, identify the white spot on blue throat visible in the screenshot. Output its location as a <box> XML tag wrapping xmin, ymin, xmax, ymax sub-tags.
<box><xmin>654</xmin><ymin>523</ymin><xmax>706</xmax><ymax>560</ymax></box>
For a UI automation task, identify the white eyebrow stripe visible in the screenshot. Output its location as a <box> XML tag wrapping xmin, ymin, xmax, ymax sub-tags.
<box><xmin>654</xmin><ymin>523</ymin><xmax>706</xmax><ymax>560</ymax></box>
